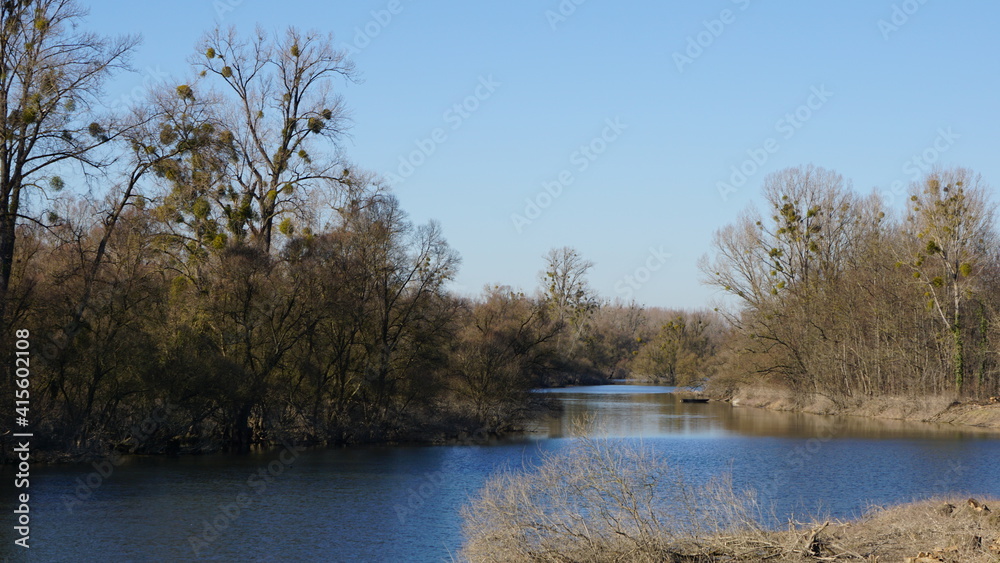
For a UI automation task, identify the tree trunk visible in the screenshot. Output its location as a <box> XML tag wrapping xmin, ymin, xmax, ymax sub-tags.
<box><xmin>0</xmin><ymin>210</ymin><xmax>15</xmax><ymax>323</ymax></box>
<box><xmin>234</xmin><ymin>403</ymin><xmax>253</xmax><ymax>453</ymax></box>
<box><xmin>953</xmin><ymin>324</ymin><xmax>964</xmax><ymax>394</ymax></box>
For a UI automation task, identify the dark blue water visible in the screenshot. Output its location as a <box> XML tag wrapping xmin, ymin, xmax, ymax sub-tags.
<box><xmin>3</xmin><ymin>385</ymin><xmax>998</xmax><ymax>561</ymax></box>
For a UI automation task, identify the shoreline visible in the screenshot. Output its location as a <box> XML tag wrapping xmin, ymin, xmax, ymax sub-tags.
<box><xmin>695</xmin><ymin>497</ymin><xmax>1000</xmax><ymax>561</ymax></box>
<box><xmin>744</xmin><ymin>497</ymin><xmax>1000</xmax><ymax>562</ymax></box>
<box><xmin>1</xmin><ymin>397</ymin><xmax>562</xmax><ymax>467</ymax></box>
<box><xmin>710</xmin><ymin>385</ymin><xmax>1000</xmax><ymax>433</ymax></box>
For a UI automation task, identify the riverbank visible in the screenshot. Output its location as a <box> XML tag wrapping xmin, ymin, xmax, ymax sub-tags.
<box><xmin>714</xmin><ymin>385</ymin><xmax>1000</xmax><ymax>432</ymax></box>
<box><xmin>751</xmin><ymin>497</ymin><xmax>1000</xmax><ymax>562</ymax></box>
<box><xmin>3</xmin><ymin>395</ymin><xmax>560</xmax><ymax>466</ymax></box>
<box><xmin>703</xmin><ymin>497</ymin><xmax>1000</xmax><ymax>562</ymax></box>
<box><xmin>660</xmin><ymin>497</ymin><xmax>1000</xmax><ymax>562</ymax></box>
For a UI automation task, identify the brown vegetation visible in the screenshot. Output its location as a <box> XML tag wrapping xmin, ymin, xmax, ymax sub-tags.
<box><xmin>0</xmin><ymin>2</ymin><xmax>662</xmax><ymax>459</ymax></box>
<box><xmin>703</xmin><ymin>165</ymin><xmax>1000</xmax><ymax>407</ymax></box>
<box><xmin>726</xmin><ymin>386</ymin><xmax>1000</xmax><ymax>432</ymax></box>
<box><xmin>792</xmin><ymin>497</ymin><xmax>1000</xmax><ymax>563</ymax></box>
<box><xmin>461</xmin><ymin>435</ymin><xmax>774</xmax><ymax>562</ymax></box>
<box><xmin>3</xmin><ymin>2</ymin><xmax>999</xmax><ymax>464</ymax></box>
<box><xmin>461</xmin><ymin>435</ymin><xmax>1000</xmax><ymax>562</ymax></box>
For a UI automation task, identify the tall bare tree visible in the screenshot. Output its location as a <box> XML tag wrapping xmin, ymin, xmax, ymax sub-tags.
<box><xmin>702</xmin><ymin>166</ymin><xmax>875</xmax><ymax>392</ymax></box>
<box><xmin>906</xmin><ymin>168</ymin><xmax>995</xmax><ymax>393</ymax></box>
<box><xmin>0</xmin><ymin>0</ymin><xmax>137</xmax><ymax>321</ymax></box>
<box><xmin>194</xmin><ymin>26</ymin><xmax>356</xmax><ymax>253</ymax></box>
<box><xmin>541</xmin><ymin>246</ymin><xmax>597</xmax><ymax>332</ymax></box>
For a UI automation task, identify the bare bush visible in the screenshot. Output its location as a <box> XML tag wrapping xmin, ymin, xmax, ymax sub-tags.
<box><xmin>462</xmin><ymin>441</ymin><xmax>1000</xmax><ymax>563</ymax></box>
<box><xmin>460</xmin><ymin>434</ymin><xmax>776</xmax><ymax>562</ymax></box>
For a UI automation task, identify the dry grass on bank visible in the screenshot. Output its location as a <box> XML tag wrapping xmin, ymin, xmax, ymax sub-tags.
<box><xmin>461</xmin><ymin>436</ymin><xmax>777</xmax><ymax>562</ymax></box>
<box><xmin>724</xmin><ymin>385</ymin><xmax>1000</xmax><ymax>433</ymax></box>
<box><xmin>816</xmin><ymin>497</ymin><xmax>1000</xmax><ymax>562</ymax></box>
<box><xmin>459</xmin><ymin>435</ymin><xmax>1000</xmax><ymax>562</ymax></box>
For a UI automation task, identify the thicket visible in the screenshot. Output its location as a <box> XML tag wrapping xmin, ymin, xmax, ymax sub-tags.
<box><xmin>702</xmin><ymin>164</ymin><xmax>1000</xmax><ymax>403</ymax></box>
<box><xmin>0</xmin><ymin>2</ymin><xmax>695</xmax><ymax>457</ymax></box>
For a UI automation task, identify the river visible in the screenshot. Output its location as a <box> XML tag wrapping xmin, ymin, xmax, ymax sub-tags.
<box><xmin>3</xmin><ymin>384</ymin><xmax>999</xmax><ymax>561</ymax></box>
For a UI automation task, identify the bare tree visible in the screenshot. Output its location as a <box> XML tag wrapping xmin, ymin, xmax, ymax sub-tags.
<box><xmin>905</xmin><ymin>168</ymin><xmax>995</xmax><ymax>393</ymax></box>
<box><xmin>0</xmin><ymin>0</ymin><xmax>138</xmax><ymax>321</ymax></box>
<box><xmin>193</xmin><ymin>26</ymin><xmax>356</xmax><ymax>252</ymax></box>
<box><xmin>758</xmin><ymin>165</ymin><xmax>860</xmax><ymax>292</ymax></box>
<box><xmin>451</xmin><ymin>285</ymin><xmax>559</xmax><ymax>427</ymax></box>
<box><xmin>702</xmin><ymin>166</ymin><xmax>893</xmax><ymax>394</ymax></box>
<box><xmin>540</xmin><ymin>246</ymin><xmax>598</xmax><ymax>359</ymax></box>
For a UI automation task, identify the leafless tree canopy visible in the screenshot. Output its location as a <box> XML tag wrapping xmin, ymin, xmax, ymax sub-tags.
<box><xmin>702</xmin><ymin>164</ymin><xmax>1000</xmax><ymax>399</ymax></box>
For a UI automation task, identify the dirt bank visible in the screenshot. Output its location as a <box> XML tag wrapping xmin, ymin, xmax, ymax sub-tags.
<box><xmin>721</xmin><ymin>386</ymin><xmax>1000</xmax><ymax>432</ymax></box>
<box><xmin>761</xmin><ymin>497</ymin><xmax>1000</xmax><ymax>562</ymax></box>
<box><xmin>710</xmin><ymin>496</ymin><xmax>1000</xmax><ymax>561</ymax></box>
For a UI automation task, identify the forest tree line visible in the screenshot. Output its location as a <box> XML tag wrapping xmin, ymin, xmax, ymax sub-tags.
<box><xmin>0</xmin><ymin>1</ymin><xmax>708</xmax><ymax>457</ymax></box>
<box><xmin>703</xmin><ymin>164</ymin><xmax>1000</xmax><ymax>403</ymax></box>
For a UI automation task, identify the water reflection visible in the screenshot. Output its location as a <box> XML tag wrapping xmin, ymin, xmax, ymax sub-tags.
<box><xmin>534</xmin><ymin>385</ymin><xmax>1000</xmax><ymax>531</ymax></box>
<box><xmin>535</xmin><ymin>385</ymin><xmax>998</xmax><ymax>441</ymax></box>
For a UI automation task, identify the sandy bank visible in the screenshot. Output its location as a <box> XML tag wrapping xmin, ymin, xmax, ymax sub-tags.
<box><xmin>723</xmin><ymin>386</ymin><xmax>1000</xmax><ymax>432</ymax></box>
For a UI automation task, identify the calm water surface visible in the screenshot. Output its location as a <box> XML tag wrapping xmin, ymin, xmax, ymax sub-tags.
<box><xmin>3</xmin><ymin>384</ymin><xmax>999</xmax><ymax>561</ymax></box>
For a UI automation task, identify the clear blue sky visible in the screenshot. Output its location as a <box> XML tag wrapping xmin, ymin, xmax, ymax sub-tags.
<box><xmin>86</xmin><ymin>0</ymin><xmax>1000</xmax><ymax>309</ymax></box>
